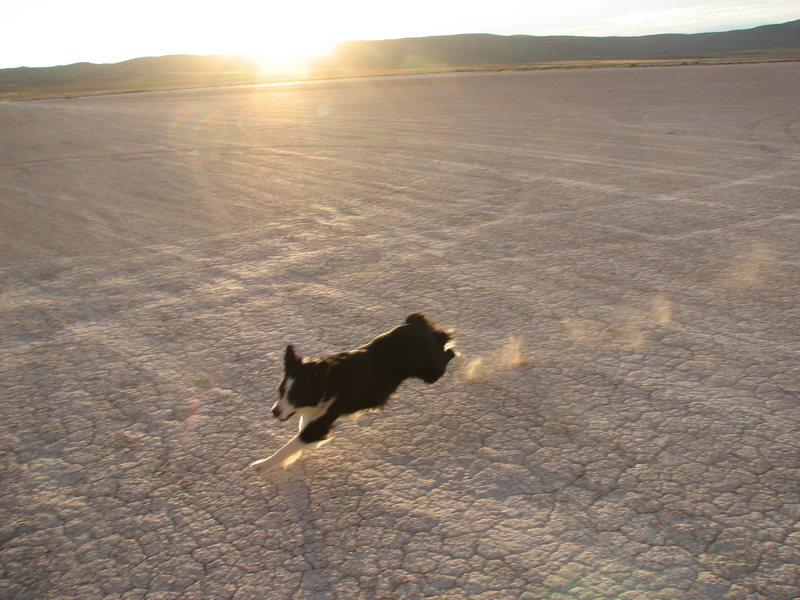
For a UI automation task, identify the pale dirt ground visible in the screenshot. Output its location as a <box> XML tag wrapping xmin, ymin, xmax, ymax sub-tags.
<box><xmin>1</xmin><ymin>63</ymin><xmax>799</xmax><ymax>599</ymax></box>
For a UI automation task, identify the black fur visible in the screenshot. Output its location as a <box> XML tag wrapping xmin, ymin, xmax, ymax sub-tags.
<box><xmin>282</xmin><ymin>313</ymin><xmax>455</xmax><ymax>445</ymax></box>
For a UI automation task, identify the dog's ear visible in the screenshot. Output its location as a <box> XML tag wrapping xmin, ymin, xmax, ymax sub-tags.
<box><xmin>284</xmin><ymin>345</ymin><xmax>302</xmax><ymax>368</ymax></box>
<box><xmin>406</xmin><ymin>313</ymin><xmax>429</xmax><ymax>326</ymax></box>
<box><xmin>434</xmin><ymin>330</ymin><xmax>453</xmax><ymax>346</ymax></box>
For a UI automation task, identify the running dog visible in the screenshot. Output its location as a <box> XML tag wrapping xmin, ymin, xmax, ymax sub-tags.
<box><xmin>249</xmin><ymin>313</ymin><xmax>456</xmax><ymax>472</ymax></box>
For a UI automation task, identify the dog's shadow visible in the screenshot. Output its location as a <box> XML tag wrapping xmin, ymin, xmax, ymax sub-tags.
<box><xmin>261</xmin><ymin>364</ymin><xmax>553</xmax><ymax>558</ymax></box>
<box><xmin>274</xmin><ymin>476</ymin><xmax>333</xmax><ymax>585</ymax></box>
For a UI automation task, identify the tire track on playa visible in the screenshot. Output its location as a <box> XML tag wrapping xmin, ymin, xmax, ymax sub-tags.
<box><xmin>749</xmin><ymin>112</ymin><xmax>800</xmax><ymax>150</ymax></box>
<box><xmin>0</xmin><ymin>145</ymin><xmax>339</xmax><ymax>169</ymax></box>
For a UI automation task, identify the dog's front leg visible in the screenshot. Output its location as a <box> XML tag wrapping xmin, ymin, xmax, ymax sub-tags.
<box><xmin>248</xmin><ymin>435</ymin><xmax>309</xmax><ymax>472</ymax></box>
<box><xmin>298</xmin><ymin>398</ymin><xmax>334</xmax><ymax>432</ymax></box>
<box><xmin>249</xmin><ymin>412</ymin><xmax>338</xmax><ymax>473</ymax></box>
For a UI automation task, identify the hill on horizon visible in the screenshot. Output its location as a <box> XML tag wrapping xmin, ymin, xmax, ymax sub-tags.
<box><xmin>319</xmin><ymin>19</ymin><xmax>800</xmax><ymax>70</ymax></box>
<box><xmin>1</xmin><ymin>19</ymin><xmax>799</xmax><ymax>99</ymax></box>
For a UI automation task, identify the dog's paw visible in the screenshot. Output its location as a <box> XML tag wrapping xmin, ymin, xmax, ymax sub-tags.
<box><xmin>248</xmin><ymin>458</ymin><xmax>265</xmax><ymax>472</ymax></box>
<box><xmin>248</xmin><ymin>457</ymin><xmax>278</xmax><ymax>473</ymax></box>
<box><xmin>248</xmin><ymin>450</ymin><xmax>304</xmax><ymax>474</ymax></box>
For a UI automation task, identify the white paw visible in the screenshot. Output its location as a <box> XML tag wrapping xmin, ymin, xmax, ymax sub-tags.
<box><xmin>248</xmin><ymin>448</ymin><xmax>303</xmax><ymax>473</ymax></box>
<box><xmin>247</xmin><ymin>457</ymin><xmax>278</xmax><ymax>472</ymax></box>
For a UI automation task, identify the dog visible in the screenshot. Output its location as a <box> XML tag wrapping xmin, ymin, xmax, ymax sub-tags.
<box><xmin>248</xmin><ymin>313</ymin><xmax>456</xmax><ymax>473</ymax></box>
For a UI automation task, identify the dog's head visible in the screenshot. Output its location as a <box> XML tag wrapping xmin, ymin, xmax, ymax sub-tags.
<box><xmin>404</xmin><ymin>313</ymin><xmax>457</xmax><ymax>383</ymax></box>
<box><xmin>271</xmin><ymin>345</ymin><xmax>326</xmax><ymax>421</ymax></box>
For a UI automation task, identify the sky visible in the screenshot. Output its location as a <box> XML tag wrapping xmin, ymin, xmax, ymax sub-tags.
<box><xmin>1</xmin><ymin>0</ymin><xmax>797</xmax><ymax>69</ymax></box>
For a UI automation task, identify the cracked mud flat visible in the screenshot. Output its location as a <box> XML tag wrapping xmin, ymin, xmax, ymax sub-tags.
<box><xmin>1</xmin><ymin>63</ymin><xmax>799</xmax><ymax>599</ymax></box>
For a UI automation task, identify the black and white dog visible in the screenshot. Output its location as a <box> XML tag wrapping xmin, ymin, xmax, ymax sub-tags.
<box><xmin>249</xmin><ymin>313</ymin><xmax>456</xmax><ymax>472</ymax></box>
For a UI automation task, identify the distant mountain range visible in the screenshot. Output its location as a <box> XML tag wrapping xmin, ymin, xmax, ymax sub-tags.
<box><xmin>2</xmin><ymin>20</ymin><xmax>798</xmax><ymax>99</ymax></box>
<box><xmin>320</xmin><ymin>19</ymin><xmax>800</xmax><ymax>69</ymax></box>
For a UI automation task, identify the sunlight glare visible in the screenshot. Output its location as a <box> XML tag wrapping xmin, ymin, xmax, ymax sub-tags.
<box><xmin>243</xmin><ymin>30</ymin><xmax>337</xmax><ymax>74</ymax></box>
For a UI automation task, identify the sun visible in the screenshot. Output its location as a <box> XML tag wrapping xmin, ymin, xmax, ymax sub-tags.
<box><xmin>245</xmin><ymin>32</ymin><xmax>337</xmax><ymax>74</ymax></box>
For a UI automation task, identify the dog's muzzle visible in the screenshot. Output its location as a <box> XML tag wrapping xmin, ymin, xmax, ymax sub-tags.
<box><xmin>271</xmin><ymin>404</ymin><xmax>294</xmax><ymax>421</ymax></box>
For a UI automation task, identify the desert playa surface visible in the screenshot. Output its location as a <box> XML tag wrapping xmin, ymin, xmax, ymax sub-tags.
<box><xmin>1</xmin><ymin>63</ymin><xmax>798</xmax><ymax>599</ymax></box>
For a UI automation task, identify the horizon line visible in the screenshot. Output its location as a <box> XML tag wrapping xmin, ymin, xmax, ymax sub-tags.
<box><xmin>3</xmin><ymin>17</ymin><xmax>796</xmax><ymax>71</ymax></box>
